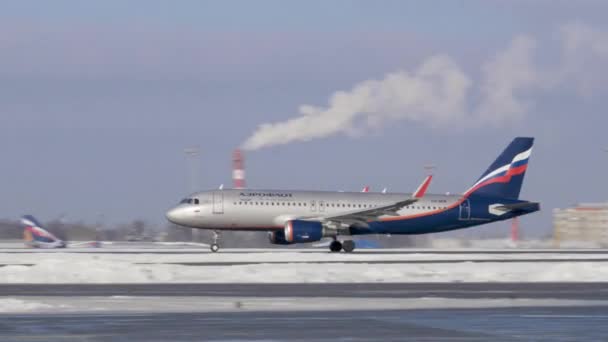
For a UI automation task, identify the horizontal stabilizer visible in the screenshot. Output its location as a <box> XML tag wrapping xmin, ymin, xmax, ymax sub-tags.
<box><xmin>494</xmin><ymin>202</ymin><xmax>540</xmax><ymax>212</ymax></box>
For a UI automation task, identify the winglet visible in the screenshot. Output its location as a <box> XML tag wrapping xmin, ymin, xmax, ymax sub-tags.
<box><xmin>361</xmin><ymin>186</ymin><xmax>370</xmax><ymax>193</ymax></box>
<box><xmin>413</xmin><ymin>175</ymin><xmax>433</xmax><ymax>198</ymax></box>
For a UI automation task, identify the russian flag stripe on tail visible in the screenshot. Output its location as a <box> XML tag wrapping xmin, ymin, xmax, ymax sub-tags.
<box><xmin>465</xmin><ymin>137</ymin><xmax>534</xmax><ymax>199</ymax></box>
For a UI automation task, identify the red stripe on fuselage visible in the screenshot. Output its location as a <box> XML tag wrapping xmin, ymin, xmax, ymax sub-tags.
<box><xmin>382</xmin><ymin>165</ymin><xmax>527</xmax><ymax>222</ymax></box>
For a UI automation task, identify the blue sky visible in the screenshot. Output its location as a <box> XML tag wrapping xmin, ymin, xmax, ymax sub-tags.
<box><xmin>1</xmin><ymin>1</ymin><xmax>607</xmax><ymax>237</ymax></box>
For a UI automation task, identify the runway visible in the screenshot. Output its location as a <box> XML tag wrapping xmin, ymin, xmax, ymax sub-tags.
<box><xmin>2</xmin><ymin>283</ymin><xmax>608</xmax><ymax>341</ymax></box>
<box><xmin>2</xmin><ymin>282</ymin><xmax>608</xmax><ymax>300</ymax></box>
<box><xmin>2</xmin><ymin>305</ymin><xmax>608</xmax><ymax>341</ymax></box>
<box><xmin>2</xmin><ymin>249</ymin><xmax>608</xmax><ymax>340</ymax></box>
<box><xmin>6</xmin><ymin>257</ymin><xmax>608</xmax><ymax>268</ymax></box>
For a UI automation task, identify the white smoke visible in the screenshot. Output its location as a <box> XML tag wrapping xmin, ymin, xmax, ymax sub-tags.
<box><xmin>560</xmin><ymin>22</ymin><xmax>608</xmax><ymax>96</ymax></box>
<box><xmin>242</xmin><ymin>55</ymin><xmax>471</xmax><ymax>151</ymax></box>
<box><xmin>242</xmin><ymin>23</ymin><xmax>607</xmax><ymax>151</ymax></box>
<box><xmin>475</xmin><ymin>35</ymin><xmax>542</xmax><ymax>124</ymax></box>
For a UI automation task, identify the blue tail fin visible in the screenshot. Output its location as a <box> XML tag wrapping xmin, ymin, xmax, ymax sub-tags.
<box><xmin>464</xmin><ymin>137</ymin><xmax>534</xmax><ymax>199</ymax></box>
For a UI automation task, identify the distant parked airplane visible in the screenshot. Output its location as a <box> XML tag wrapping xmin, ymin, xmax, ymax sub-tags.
<box><xmin>21</xmin><ymin>215</ymin><xmax>66</xmax><ymax>248</ymax></box>
<box><xmin>20</xmin><ymin>215</ymin><xmax>100</xmax><ymax>249</ymax></box>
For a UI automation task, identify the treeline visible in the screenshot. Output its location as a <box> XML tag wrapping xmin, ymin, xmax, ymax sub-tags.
<box><xmin>0</xmin><ymin>218</ymin><xmax>429</xmax><ymax>247</ymax></box>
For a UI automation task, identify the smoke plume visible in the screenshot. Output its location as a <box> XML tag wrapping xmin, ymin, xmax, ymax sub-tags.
<box><xmin>242</xmin><ymin>23</ymin><xmax>607</xmax><ymax>151</ymax></box>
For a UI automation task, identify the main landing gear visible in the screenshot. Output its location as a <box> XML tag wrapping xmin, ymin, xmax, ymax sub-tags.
<box><xmin>210</xmin><ymin>230</ymin><xmax>221</xmax><ymax>253</ymax></box>
<box><xmin>329</xmin><ymin>239</ymin><xmax>356</xmax><ymax>253</ymax></box>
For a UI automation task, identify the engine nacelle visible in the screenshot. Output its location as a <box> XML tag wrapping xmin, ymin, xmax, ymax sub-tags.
<box><xmin>268</xmin><ymin>230</ymin><xmax>292</xmax><ymax>245</ymax></box>
<box><xmin>284</xmin><ymin>220</ymin><xmax>324</xmax><ymax>243</ymax></box>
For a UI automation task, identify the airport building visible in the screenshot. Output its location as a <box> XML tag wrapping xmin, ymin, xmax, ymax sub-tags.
<box><xmin>553</xmin><ymin>203</ymin><xmax>608</xmax><ymax>247</ymax></box>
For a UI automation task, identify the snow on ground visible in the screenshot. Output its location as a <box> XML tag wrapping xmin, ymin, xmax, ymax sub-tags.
<box><xmin>2</xmin><ymin>249</ymin><xmax>608</xmax><ymax>264</ymax></box>
<box><xmin>2</xmin><ymin>250</ymin><xmax>608</xmax><ymax>283</ymax></box>
<box><xmin>1</xmin><ymin>296</ymin><xmax>607</xmax><ymax>314</ymax></box>
<box><xmin>0</xmin><ymin>298</ymin><xmax>70</xmax><ymax>313</ymax></box>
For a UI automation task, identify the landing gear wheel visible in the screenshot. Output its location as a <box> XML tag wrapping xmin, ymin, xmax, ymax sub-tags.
<box><xmin>342</xmin><ymin>240</ymin><xmax>355</xmax><ymax>253</ymax></box>
<box><xmin>210</xmin><ymin>230</ymin><xmax>221</xmax><ymax>253</ymax></box>
<box><xmin>329</xmin><ymin>240</ymin><xmax>342</xmax><ymax>253</ymax></box>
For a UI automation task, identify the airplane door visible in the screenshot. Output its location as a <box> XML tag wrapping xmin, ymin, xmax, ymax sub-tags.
<box><xmin>459</xmin><ymin>199</ymin><xmax>470</xmax><ymax>220</ymax></box>
<box><xmin>310</xmin><ymin>200</ymin><xmax>317</xmax><ymax>212</ymax></box>
<box><xmin>319</xmin><ymin>201</ymin><xmax>325</xmax><ymax>212</ymax></box>
<box><xmin>212</xmin><ymin>191</ymin><xmax>224</xmax><ymax>214</ymax></box>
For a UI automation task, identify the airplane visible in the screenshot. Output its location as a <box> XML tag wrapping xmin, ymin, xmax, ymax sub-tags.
<box><xmin>20</xmin><ymin>215</ymin><xmax>101</xmax><ymax>249</ymax></box>
<box><xmin>21</xmin><ymin>215</ymin><xmax>67</xmax><ymax>248</ymax></box>
<box><xmin>361</xmin><ymin>186</ymin><xmax>370</xmax><ymax>193</ymax></box>
<box><xmin>166</xmin><ymin>137</ymin><xmax>539</xmax><ymax>253</ymax></box>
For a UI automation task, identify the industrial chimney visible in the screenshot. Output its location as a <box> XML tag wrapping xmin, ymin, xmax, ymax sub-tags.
<box><xmin>232</xmin><ymin>149</ymin><xmax>246</xmax><ymax>189</ymax></box>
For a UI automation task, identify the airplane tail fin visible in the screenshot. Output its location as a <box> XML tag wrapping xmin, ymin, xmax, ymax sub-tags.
<box><xmin>20</xmin><ymin>215</ymin><xmax>63</xmax><ymax>246</ymax></box>
<box><xmin>464</xmin><ymin>137</ymin><xmax>534</xmax><ymax>199</ymax></box>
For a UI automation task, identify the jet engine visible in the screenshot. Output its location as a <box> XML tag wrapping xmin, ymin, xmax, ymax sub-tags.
<box><xmin>284</xmin><ymin>220</ymin><xmax>325</xmax><ymax>243</ymax></box>
<box><xmin>267</xmin><ymin>230</ymin><xmax>292</xmax><ymax>245</ymax></box>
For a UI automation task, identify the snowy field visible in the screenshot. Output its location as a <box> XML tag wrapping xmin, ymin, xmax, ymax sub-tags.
<box><xmin>2</xmin><ymin>247</ymin><xmax>608</xmax><ymax>283</ymax></box>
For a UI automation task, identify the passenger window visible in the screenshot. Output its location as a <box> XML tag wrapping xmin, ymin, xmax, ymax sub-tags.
<box><xmin>194</xmin><ymin>199</ymin><xmax>199</xmax><ymax>205</ymax></box>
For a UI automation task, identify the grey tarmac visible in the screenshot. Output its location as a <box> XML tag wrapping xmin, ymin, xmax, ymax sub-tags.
<box><xmin>2</xmin><ymin>282</ymin><xmax>608</xmax><ymax>300</ymax></box>
<box><xmin>2</xmin><ymin>307</ymin><xmax>608</xmax><ymax>341</ymax></box>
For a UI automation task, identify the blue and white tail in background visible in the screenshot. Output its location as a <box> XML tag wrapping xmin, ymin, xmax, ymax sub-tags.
<box><xmin>21</xmin><ymin>215</ymin><xmax>66</xmax><ymax>248</ymax></box>
<box><xmin>465</xmin><ymin>137</ymin><xmax>534</xmax><ymax>199</ymax></box>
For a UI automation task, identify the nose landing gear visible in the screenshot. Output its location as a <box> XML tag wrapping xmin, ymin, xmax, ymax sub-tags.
<box><xmin>210</xmin><ymin>230</ymin><xmax>221</xmax><ymax>253</ymax></box>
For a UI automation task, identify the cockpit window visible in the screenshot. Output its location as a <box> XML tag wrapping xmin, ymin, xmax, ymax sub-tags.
<box><xmin>179</xmin><ymin>197</ymin><xmax>202</xmax><ymax>205</ymax></box>
<box><xmin>180</xmin><ymin>198</ymin><xmax>198</xmax><ymax>204</ymax></box>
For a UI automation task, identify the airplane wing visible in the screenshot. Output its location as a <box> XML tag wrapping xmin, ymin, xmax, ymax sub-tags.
<box><xmin>321</xmin><ymin>198</ymin><xmax>418</xmax><ymax>227</ymax></box>
<box><xmin>320</xmin><ymin>175</ymin><xmax>433</xmax><ymax>228</ymax></box>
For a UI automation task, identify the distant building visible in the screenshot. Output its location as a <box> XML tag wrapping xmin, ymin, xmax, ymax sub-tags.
<box><xmin>553</xmin><ymin>203</ymin><xmax>608</xmax><ymax>247</ymax></box>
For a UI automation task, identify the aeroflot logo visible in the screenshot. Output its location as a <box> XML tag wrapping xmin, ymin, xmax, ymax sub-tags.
<box><xmin>240</xmin><ymin>192</ymin><xmax>293</xmax><ymax>198</ymax></box>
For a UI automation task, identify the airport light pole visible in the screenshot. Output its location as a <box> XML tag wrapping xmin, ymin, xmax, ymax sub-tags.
<box><xmin>184</xmin><ymin>147</ymin><xmax>201</xmax><ymax>193</ymax></box>
<box><xmin>184</xmin><ymin>146</ymin><xmax>201</xmax><ymax>242</ymax></box>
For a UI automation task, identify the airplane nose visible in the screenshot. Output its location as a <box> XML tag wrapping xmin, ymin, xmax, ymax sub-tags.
<box><xmin>165</xmin><ymin>207</ymin><xmax>181</xmax><ymax>224</ymax></box>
